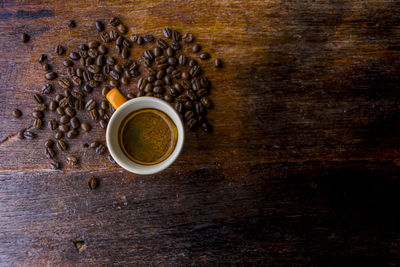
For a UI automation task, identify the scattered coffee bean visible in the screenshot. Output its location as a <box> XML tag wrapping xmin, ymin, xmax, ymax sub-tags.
<box><xmin>99</xmin><ymin>119</ymin><xmax>107</xmax><ymax>129</ymax></box>
<box><xmin>60</xmin><ymin>115</ymin><xmax>70</xmax><ymax>124</ymax></box>
<box><xmin>38</xmin><ymin>54</ymin><xmax>47</xmax><ymax>63</ymax></box>
<box><xmin>96</xmin><ymin>144</ymin><xmax>106</xmax><ymax>154</ymax></box>
<box><xmin>49</xmin><ymin>119</ymin><xmax>58</xmax><ymax>130</ymax></box>
<box><xmin>55</xmin><ymin>131</ymin><xmax>63</xmax><ymax>140</ymax></box>
<box><xmin>23</xmin><ymin>130</ymin><xmax>36</xmax><ymax>139</ymax></box>
<box><xmin>67</xmin><ymin>129</ymin><xmax>78</xmax><ymax>139</ymax></box>
<box><xmin>22</xmin><ymin>33</ymin><xmax>30</xmax><ymax>43</ymax></box>
<box><xmin>144</xmin><ymin>34</ymin><xmax>154</xmax><ymax>43</ymax></box>
<box><xmin>42</xmin><ymin>63</ymin><xmax>51</xmax><ymax>71</ymax></box>
<box><xmin>215</xmin><ymin>58</ymin><xmax>222</xmax><ymax>68</ymax></box>
<box><xmin>59</xmin><ymin>124</ymin><xmax>69</xmax><ymax>133</ymax></box>
<box><xmin>55</xmin><ymin>45</ymin><xmax>65</xmax><ymax>55</ymax></box>
<box><xmin>70</xmin><ymin>117</ymin><xmax>80</xmax><ymax>129</ymax></box>
<box><xmin>163</xmin><ymin>27</ymin><xmax>172</xmax><ymax>38</ymax></box>
<box><xmin>81</xmin><ymin>122</ymin><xmax>91</xmax><ymax>132</ymax></box>
<box><xmin>95</xmin><ymin>21</ymin><xmax>104</xmax><ymax>31</ymax></box>
<box><xmin>190</xmin><ymin>65</ymin><xmax>201</xmax><ymax>77</ymax></box>
<box><xmin>50</xmin><ymin>161</ymin><xmax>60</xmax><ymax>170</ymax></box>
<box><xmin>182</xmin><ymin>33</ymin><xmax>194</xmax><ymax>43</ymax></box>
<box><xmin>69</xmin><ymin>52</ymin><xmax>80</xmax><ymax>60</ymax></box>
<box><xmin>12</xmin><ymin>109</ymin><xmax>22</xmax><ymax>118</ymax></box>
<box><xmin>88</xmin><ymin>177</ymin><xmax>99</xmax><ymax>190</ymax></box>
<box><xmin>117</xmin><ymin>24</ymin><xmax>127</xmax><ymax>34</ymax></box>
<box><xmin>66</xmin><ymin>155</ymin><xmax>78</xmax><ymax>165</ymax></box>
<box><xmin>56</xmin><ymin>107</ymin><xmax>65</xmax><ymax>115</ymax></box>
<box><xmin>34</xmin><ymin>118</ymin><xmax>43</xmax><ymax>129</ymax></box>
<box><xmin>46</xmin><ymin>147</ymin><xmax>55</xmax><ymax>158</ymax></box>
<box><xmin>192</xmin><ymin>44</ymin><xmax>201</xmax><ymax>53</ymax></box>
<box><xmin>110</xmin><ymin>17</ymin><xmax>121</xmax><ymax>26</ymax></box>
<box><xmin>199</xmin><ymin>53</ymin><xmax>210</xmax><ymax>60</ymax></box>
<box><xmin>32</xmin><ymin>110</ymin><xmax>43</xmax><ymax>119</ymax></box>
<box><xmin>45</xmin><ymin>140</ymin><xmax>54</xmax><ymax>148</ymax></box>
<box><xmin>56</xmin><ymin>140</ymin><xmax>67</xmax><ymax>151</ymax></box>
<box><xmin>45</xmin><ymin>72</ymin><xmax>57</xmax><ymax>80</ymax></box>
<box><xmin>68</xmin><ymin>20</ymin><xmax>76</xmax><ymax>28</ymax></box>
<box><xmin>85</xmin><ymin>99</ymin><xmax>96</xmax><ymax>110</ymax></box>
<box><xmin>188</xmin><ymin>58</ymin><xmax>198</xmax><ymax>67</ymax></box>
<box><xmin>102</xmin><ymin>87</ymin><xmax>110</xmax><ymax>97</ymax></box>
<box><xmin>89</xmin><ymin>109</ymin><xmax>99</xmax><ymax>120</ymax></box>
<box><xmin>18</xmin><ymin>129</ymin><xmax>25</xmax><ymax>140</ymax></box>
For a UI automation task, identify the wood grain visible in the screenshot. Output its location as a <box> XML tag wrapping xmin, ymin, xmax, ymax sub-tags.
<box><xmin>1</xmin><ymin>0</ymin><xmax>400</xmax><ymax>265</ymax></box>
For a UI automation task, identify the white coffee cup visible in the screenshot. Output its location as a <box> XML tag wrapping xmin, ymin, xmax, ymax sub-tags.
<box><xmin>106</xmin><ymin>89</ymin><xmax>185</xmax><ymax>175</ymax></box>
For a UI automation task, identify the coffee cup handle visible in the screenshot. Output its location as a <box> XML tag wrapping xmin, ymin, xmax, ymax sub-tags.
<box><xmin>106</xmin><ymin>88</ymin><xmax>127</xmax><ymax>110</ymax></box>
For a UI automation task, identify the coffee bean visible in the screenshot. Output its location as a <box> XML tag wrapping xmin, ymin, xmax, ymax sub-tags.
<box><xmin>42</xmin><ymin>63</ymin><xmax>51</xmax><ymax>71</ymax></box>
<box><xmin>199</xmin><ymin>53</ymin><xmax>210</xmax><ymax>60</ymax></box>
<box><xmin>102</xmin><ymin>87</ymin><xmax>110</xmax><ymax>97</ymax></box>
<box><xmin>55</xmin><ymin>45</ymin><xmax>65</xmax><ymax>55</ymax></box>
<box><xmin>33</xmin><ymin>118</ymin><xmax>42</xmax><ymax>129</ymax></box>
<box><xmin>56</xmin><ymin>107</ymin><xmax>65</xmax><ymax>116</ymax></box>
<box><xmin>99</xmin><ymin>119</ymin><xmax>107</xmax><ymax>129</ymax></box>
<box><xmin>88</xmin><ymin>64</ymin><xmax>100</xmax><ymax>74</ymax></box>
<box><xmin>185</xmin><ymin>111</ymin><xmax>195</xmax><ymax>122</ymax></box>
<box><xmin>95</xmin><ymin>21</ymin><xmax>104</xmax><ymax>31</ymax></box>
<box><xmin>32</xmin><ymin>110</ymin><xmax>43</xmax><ymax>119</ymax></box>
<box><xmin>17</xmin><ymin>129</ymin><xmax>25</xmax><ymax>140</ymax></box>
<box><xmin>23</xmin><ymin>130</ymin><xmax>36</xmax><ymax>139</ymax></box>
<box><xmin>178</xmin><ymin>54</ymin><xmax>187</xmax><ymax>66</ymax></box>
<box><xmin>188</xmin><ymin>59</ymin><xmax>198</xmax><ymax>67</ymax></box>
<box><xmin>96</xmin><ymin>144</ymin><xmax>106</xmax><ymax>155</ymax></box>
<box><xmin>181</xmin><ymin>80</ymin><xmax>191</xmax><ymax>90</ymax></box>
<box><xmin>143</xmin><ymin>34</ymin><xmax>154</xmax><ymax>43</ymax></box>
<box><xmin>154</xmin><ymin>80</ymin><xmax>163</xmax><ymax>86</ymax></box>
<box><xmin>59</xmin><ymin>97</ymin><xmax>71</xmax><ymax>108</ymax></box>
<box><xmin>41</xmin><ymin>84</ymin><xmax>52</xmax><ymax>94</ymax></box>
<box><xmin>88</xmin><ymin>48</ymin><xmax>98</xmax><ymax>59</ymax></box>
<box><xmin>68</xmin><ymin>20</ymin><xmax>76</xmax><ymax>28</ymax></box>
<box><xmin>171</xmin><ymin>69</ymin><xmax>181</xmax><ymax>79</ymax></box>
<box><xmin>49</xmin><ymin>119</ymin><xmax>57</xmax><ymax>130</ymax></box>
<box><xmin>163</xmin><ymin>27</ymin><xmax>172</xmax><ymax>38</ymax></box>
<box><xmin>121</xmin><ymin>47</ymin><xmax>129</xmax><ymax>59</ymax></box>
<box><xmin>144</xmin><ymin>50</ymin><xmax>154</xmax><ymax>60</ymax></box>
<box><xmin>164</xmin><ymin>75</ymin><xmax>172</xmax><ymax>85</ymax></box>
<box><xmin>182</xmin><ymin>33</ymin><xmax>194</xmax><ymax>43</ymax></box>
<box><xmin>61</xmin><ymin>61</ymin><xmax>72</xmax><ymax>69</ymax></box>
<box><xmin>174</xmin><ymin>83</ymin><xmax>183</xmax><ymax>93</ymax></box>
<box><xmin>109</xmin><ymin>70</ymin><xmax>120</xmax><ymax>81</ymax></box>
<box><xmin>109</xmin><ymin>79</ymin><xmax>119</xmax><ymax>87</ymax></box>
<box><xmin>44</xmin><ymin>140</ymin><xmax>54</xmax><ymax>148</ymax></box>
<box><xmin>157</xmin><ymin>39</ymin><xmax>168</xmax><ymax>49</ymax></box>
<box><xmin>168</xmin><ymin>57</ymin><xmax>177</xmax><ymax>66</ymax></box>
<box><xmin>58</xmin><ymin>78</ymin><xmax>71</xmax><ymax>89</ymax></box>
<box><xmin>164</xmin><ymin>94</ymin><xmax>173</xmax><ymax>103</ymax></box>
<box><xmin>88</xmin><ymin>40</ymin><xmax>99</xmax><ymax>49</ymax></box>
<box><xmin>59</xmin><ymin>124</ymin><xmax>69</xmax><ymax>133</ymax></box>
<box><xmin>47</xmin><ymin>101</ymin><xmax>57</xmax><ymax>111</ymax></box>
<box><xmin>181</xmin><ymin>71</ymin><xmax>190</xmax><ymax>80</ymax></box>
<box><xmin>195</xmin><ymin>102</ymin><xmax>205</xmax><ymax>114</ymax></box>
<box><xmin>90</xmin><ymin>109</ymin><xmax>99</xmax><ymax>120</ymax></box>
<box><xmin>65</xmin><ymin>107</ymin><xmax>75</xmax><ymax>117</ymax></box>
<box><xmin>67</xmin><ymin>129</ymin><xmax>78</xmax><ymax>139</ymax></box>
<box><xmin>46</xmin><ymin>147</ymin><xmax>55</xmax><ymax>158</ymax></box>
<box><xmin>190</xmin><ymin>65</ymin><xmax>201</xmax><ymax>77</ymax></box>
<box><xmin>70</xmin><ymin>117</ymin><xmax>80</xmax><ymax>129</ymax></box>
<box><xmin>110</xmin><ymin>17</ymin><xmax>121</xmax><ymax>26</ymax></box>
<box><xmin>117</xmin><ymin>24</ymin><xmax>127</xmax><ymax>34</ymax></box>
<box><xmin>192</xmin><ymin>44</ymin><xmax>201</xmax><ymax>53</ymax></box>
<box><xmin>116</xmin><ymin>36</ymin><xmax>123</xmax><ymax>46</ymax></box>
<box><xmin>66</xmin><ymin>155</ymin><xmax>78</xmax><ymax>165</ymax></box>
<box><xmin>184</xmin><ymin>100</ymin><xmax>194</xmax><ymax>110</ymax></box>
<box><xmin>81</xmin><ymin>122</ymin><xmax>91</xmax><ymax>132</ymax></box>
<box><xmin>50</xmin><ymin>161</ymin><xmax>60</xmax><ymax>170</ymax></box>
<box><xmin>55</xmin><ymin>131</ymin><xmax>63</xmax><ymax>139</ymax></box>
<box><xmin>174</xmin><ymin>102</ymin><xmax>184</xmax><ymax>114</ymax></box>
<box><xmin>22</xmin><ymin>33</ymin><xmax>30</xmax><ymax>43</ymax></box>
<box><xmin>200</xmin><ymin>77</ymin><xmax>211</xmax><ymax>89</ymax></box>
<box><xmin>90</xmin><ymin>141</ymin><xmax>99</xmax><ymax>148</ymax></box>
<box><xmin>12</xmin><ymin>109</ymin><xmax>22</xmax><ymax>118</ymax></box>
<box><xmin>109</xmin><ymin>29</ymin><xmax>119</xmax><ymax>41</ymax></box>
<box><xmin>64</xmin><ymin>89</ymin><xmax>71</xmax><ymax>97</ymax></box>
<box><xmin>97</xmin><ymin>45</ymin><xmax>107</xmax><ymax>55</ymax></box>
<box><xmin>214</xmin><ymin>58</ymin><xmax>222</xmax><ymax>68</ymax></box>
<box><xmin>197</xmin><ymin>88</ymin><xmax>208</xmax><ymax>97</ymax></box>
<box><xmin>100</xmin><ymin>31</ymin><xmax>111</xmax><ymax>43</ymax></box>
<box><xmin>69</xmin><ymin>52</ymin><xmax>80</xmax><ymax>60</ymax></box>
<box><xmin>56</xmin><ymin>140</ymin><xmax>67</xmax><ymax>151</ymax></box>
<box><xmin>170</xmin><ymin>41</ymin><xmax>181</xmax><ymax>50</ymax></box>
<box><xmin>38</xmin><ymin>54</ymin><xmax>47</xmax><ymax>63</ymax></box>
<box><xmin>192</xmin><ymin>78</ymin><xmax>201</xmax><ymax>91</ymax></box>
<box><xmin>60</xmin><ymin>115</ymin><xmax>70</xmax><ymax>124</ymax></box>
<box><xmin>88</xmin><ymin>177</ymin><xmax>99</xmax><ymax>190</ymax></box>
<box><xmin>137</xmin><ymin>35</ymin><xmax>144</xmax><ymax>45</ymax></box>
<box><xmin>85</xmin><ymin>99</ymin><xmax>96</xmax><ymax>111</ymax></box>
<box><xmin>187</xmin><ymin>118</ymin><xmax>197</xmax><ymax>130</ymax></box>
<box><xmin>45</xmin><ymin>72</ymin><xmax>57</xmax><ymax>80</ymax></box>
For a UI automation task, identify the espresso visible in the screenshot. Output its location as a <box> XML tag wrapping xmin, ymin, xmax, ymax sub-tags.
<box><xmin>119</xmin><ymin>109</ymin><xmax>177</xmax><ymax>165</ymax></box>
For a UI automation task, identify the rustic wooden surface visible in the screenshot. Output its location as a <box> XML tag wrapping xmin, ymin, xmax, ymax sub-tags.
<box><xmin>1</xmin><ymin>0</ymin><xmax>400</xmax><ymax>265</ymax></box>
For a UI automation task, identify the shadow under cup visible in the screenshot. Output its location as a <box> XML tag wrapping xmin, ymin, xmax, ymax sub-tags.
<box><xmin>106</xmin><ymin>97</ymin><xmax>185</xmax><ymax>175</ymax></box>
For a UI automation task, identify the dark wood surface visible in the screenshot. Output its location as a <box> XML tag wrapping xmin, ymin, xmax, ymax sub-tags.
<box><xmin>1</xmin><ymin>0</ymin><xmax>400</xmax><ymax>266</ymax></box>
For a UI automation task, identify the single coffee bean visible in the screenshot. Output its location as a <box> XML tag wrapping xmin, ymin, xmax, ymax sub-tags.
<box><xmin>45</xmin><ymin>139</ymin><xmax>54</xmax><ymax>148</ymax></box>
<box><xmin>215</xmin><ymin>58</ymin><xmax>222</xmax><ymax>68</ymax></box>
<box><xmin>69</xmin><ymin>52</ymin><xmax>80</xmax><ymax>60</ymax></box>
<box><xmin>49</xmin><ymin>119</ymin><xmax>58</xmax><ymax>130</ymax></box>
<box><xmin>200</xmin><ymin>77</ymin><xmax>211</xmax><ymax>89</ymax></box>
<box><xmin>181</xmin><ymin>71</ymin><xmax>190</xmax><ymax>80</ymax></box>
<box><xmin>181</xmin><ymin>80</ymin><xmax>191</xmax><ymax>90</ymax></box>
<box><xmin>55</xmin><ymin>45</ymin><xmax>65</xmax><ymax>55</ymax></box>
<box><xmin>81</xmin><ymin>122</ymin><xmax>91</xmax><ymax>132</ymax></box>
<box><xmin>192</xmin><ymin>44</ymin><xmax>201</xmax><ymax>53</ymax></box>
<box><xmin>197</xmin><ymin>88</ymin><xmax>208</xmax><ymax>97</ymax></box>
<box><xmin>192</xmin><ymin>78</ymin><xmax>201</xmax><ymax>90</ymax></box>
<box><xmin>95</xmin><ymin>21</ymin><xmax>104</xmax><ymax>31</ymax></box>
<box><xmin>88</xmin><ymin>40</ymin><xmax>99</xmax><ymax>49</ymax></box>
<box><xmin>67</xmin><ymin>129</ymin><xmax>78</xmax><ymax>139</ymax></box>
<box><xmin>18</xmin><ymin>129</ymin><xmax>25</xmax><ymax>140</ymax></box>
<box><xmin>98</xmin><ymin>45</ymin><xmax>107</xmax><ymax>55</ymax></box>
<box><xmin>90</xmin><ymin>141</ymin><xmax>99</xmax><ymax>148</ymax></box>
<box><xmin>45</xmin><ymin>147</ymin><xmax>55</xmax><ymax>159</ymax></box>
<box><xmin>109</xmin><ymin>29</ymin><xmax>119</xmax><ymax>41</ymax></box>
<box><xmin>156</xmin><ymin>38</ymin><xmax>168</xmax><ymax>49</ymax></box>
<box><xmin>67</xmin><ymin>67</ymin><xmax>75</xmax><ymax>77</ymax></box>
<box><xmin>99</xmin><ymin>119</ymin><xmax>107</xmax><ymax>129</ymax></box>
<box><xmin>166</xmin><ymin>66</ymin><xmax>174</xmax><ymax>74</ymax></box>
<box><xmin>48</xmin><ymin>101</ymin><xmax>57</xmax><ymax>111</ymax></box>
<box><xmin>66</xmin><ymin>155</ymin><xmax>78</xmax><ymax>165</ymax></box>
<box><xmin>144</xmin><ymin>83</ymin><xmax>153</xmax><ymax>93</ymax></box>
<box><xmin>109</xmin><ymin>70</ymin><xmax>120</xmax><ymax>81</ymax></box>
<box><xmin>164</xmin><ymin>94</ymin><xmax>173</xmax><ymax>103</ymax></box>
<box><xmin>55</xmin><ymin>94</ymin><xmax>63</xmax><ymax>102</ymax></box>
<box><xmin>153</xmin><ymin>86</ymin><xmax>164</xmax><ymax>94</ymax></box>
<box><xmin>182</xmin><ymin>33</ymin><xmax>194</xmax><ymax>43</ymax></box>
<box><xmin>178</xmin><ymin>54</ymin><xmax>187</xmax><ymax>65</ymax></box>
<box><xmin>56</xmin><ymin>107</ymin><xmax>65</xmax><ymax>115</ymax></box>
<box><xmin>88</xmin><ymin>48</ymin><xmax>98</xmax><ymax>58</ymax></box>
<box><xmin>50</xmin><ymin>161</ymin><xmax>60</xmax><ymax>170</ymax></box>
<box><xmin>45</xmin><ymin>72</ymin><xmax>57</xmax><ymax>80</ymax></box>
<box><xmin>64</xmin><ymin>89</ymin><xmax>71</xmax><ymax>97</ymax></box>
<box><xmin>170</xmin><ymin>41</ymin><xmax>180</xmax><ymax>50</ymax></box>
<box><xmin>60</xmin><ymin>115</ymin><xmax>70</xmax><ymax>124</ymax></box>
<box><xmin>195</xmin><ymin>102</ymin><xmax>205</xmax><ymax>114</ymax></box>
<box><xmin>185</xmin><ymin>110</ymin><xmax>195</xmax><ymax>121</ymax></box>
<box><xmin>75</xmin><ymin>99</ymin><xmax>84</xmax><ymax>111</ymax></box>
<box><xmin>171</xmin><ymin>69</ymin><xmax>181</xmax><ymax>79</ymax></box>
<box><xmin>70</xmin><ymin>117</ymin><xmax>80</xmax><ymax>129</ymax></box>
<box><xmin>42</xmin><ymin>63</ymin><xmax>51</xmax><ymax>71</ymax></box>
<box><xmin>71</xmin><ymin>76</ymin><xmax>82</xmax><ymax>87</ymax></box>
<box><xmin>154</xmin><ymin>80</ymin><xmax>164</xmax><ymax>86</ymax></box>
<box><xmin>88</xmin><ymin>177</ymin><xmax>99</xmax><ymax>190</ymax></box>
<box><xmin>174</xmin><ymin>83</ymin><xmax>183</xmax><ymax>93</ymax></box>
<box><xmin>172</xmin><ymin>30</ymin><xmax>181</xmax><ymax>42</ymax></box>
<box><xmin>63</xmin><ymin>60</ymin><xmax>72</xmax><ymax>67</ymax></box>
<box><xmin>156</xmin><ymin>70</ymin><xmax>165</xmax><ymax>80</ymax></box>
<box><xmin>55</xmin><ymin>131</ymin><xmax>63</xmax><ymax>140</ymax></box>
<box><xmin>136</xmin><ymin>35</ymin><xmax>143</xmax><ymax>45</ymax></box>
<box><xmin>114</xmin><ymin>64</ymin><xmax>123</xmax><ymax>73</ymax></box>
<box><xmin>96</xmin><ymin>144</ymin><xmax>106</xmax><ymax>154</ymax></box>
<box><xmin>56</xmin><ymin>140</ymin><xmax>67</xmax><ymax>152</ymax></box>
<box><xmin>99</xmin><ymin>100</ymin><xmax>109</xmax><ymax>110</ymax></box>
<box><xmin>175</xmin><ymin>102</ymin><xmax>184</xmax><ymax>114</ymax></box>
<box><xmin>121</xmin><ymin>47</ymin><xmax>129</xmax><ymax>59</ymax></box>
<box><xmin>100</xmin><ymin>31</ymin><xmax>111</xmax><ymax>43</ymax></box>
<box><xmin>199</xmin><ymin>53</ymin><xmax>210</xmax><ymax>60</ymax></box>
<box><xmin>189</xmin><ymin>59</ymin><xmax>199</xmax><ymax>68</ymax></box>
<box><xmin>88</xmin><ymin>64</ymin><xmax>100</xmax><ymax>74</ymax></box>
<box><xmin>96</xmin><ymin>55</ymin><xmax>105</xmax><ymax>66</ymax></box>
<box><xmin>152</xmin><ymin>47</ymin><xmax>162</xmax><ymax>58</ymax></box>
<box><xmin>190</xmin><ymin>65</ymin><xmax>201</xmax><ymax>77</ymax></box>
<box><xmin>168</xmin><ymin>57</ymin><xmax>177</xmax><ymax>66</ymax></box>
<box><xmin>127</xmin><ymin>93</ymin><xmax>135</xmax><ymax>99</ymax></box>
<box><xmin>122</xmin><ymin>38</ymin><xmax>131</xmax><ymax>48</ymax></box>
<box><xmin>90</xmin><ymin>109</ymin><xmax>99</xmax><ymax>120</ymax></box>
<box><xmin>110</xmin><ymin>17</ymin><xmax>121</xmax><ymax>26</ymax></box>
<box><xmin>184</xmin><ymin>100</ymin><xmax>194</xmax><ymax>110</ymax></box>
<box><xmin>117</xmin><ymin>24</ymin><xmax>127</xmax><ymax>34</ymax></box>
<box><xmin>121</xmin><ymin>76</ymin><xmax>129</xmax><ymax>85</ymax></box>
<box><xmin>103</xmin><ymin>113</ymin><xmax>110</xmax><ymax>121</ymax></box>
<box><xmin>187</xmin><ymin>118</ymin><xmax>197</xmax><ymax>130</ymax></box>
<box><xmin>22</xmin><ymin>33</ymin><xmax>30</xmax><ymax>43</ymax></box>
<box><xmin>65</xmin><ymin>107</ymin><xmax>75</xmax><ymax>117</ymax></box>
<box><xmin>23</xmin><ymin>130</ymin><xmax>36</xmax><ymax>139</ymax></box>
<box><xmin>102</xmin><ymin>87</ymin><xmax>110</xmax><ymax>97</ymax></box>
<box><xmin>186</xmin><ymin>89</ymin><xmax>197</xmax><ymax>101</ymax></box>
<box><xmin>38</xmin><ymin>54</ymin><xmax>47</xmax><ymax>63</ymax></box>
<box><xmin>59</xmin><ymin>124</ymin><xmax>69</xmax><ymax>133</ymax></box>
<box><xmin>85</xmin><ymin>99</ymin><xmax>96</xmax><ymax>110</ymax></box>
<box><xmin>34</xmin><ymin>104</ymin><xmax>46</xmax><ymax>114</ymax></box>
<box><xmin>12</xmin><ymin>109</ymin><xmax>22</xmax><ymax>118</ymax></box>
<box><xmin>34</xmin><ymin>118</ymin><xmax>42</xmax><ymax>129</ymax></box>
<box><xmin>32</xmin><ymin>110</ymin><xmax>43</xmax><ymax>119</ymax></box>
<box><xmin>68</xmin><ymin>20</ymin><xmax>76</xmax><ymax>28</ymax></box>
<box><xmin>58</xmin><ymin>78</ymin><xmax>70</xmax><ymax>89</ymax></box>
<box><xmin>165</xmin><ymin>47</ymin><xmax>174</xmax><ymax>57</ymax></box>
<box><xmin>59</xmin><ymin>97</ymin><xmax>71</xmax><ymax>108</ymax></box>
<box><xmin>144</xmin><ymin>34</ymin><xmax>154</xmax><ymax>43</ymax></box>
<box><xmin>41</xmin><ymin>84</ymin><xmax>53</xmax><ymax>94</ymax></box>
<box><xmin>163</xmin><ymin>27</ymin><xmax>172</xmax><ymax>38</ymax></box>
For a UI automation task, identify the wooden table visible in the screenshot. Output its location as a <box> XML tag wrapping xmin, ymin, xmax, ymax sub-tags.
<box><xmin>1</xmin><ymin>0</ymin><xmax>400</xmax><ymax>265</ymax></box>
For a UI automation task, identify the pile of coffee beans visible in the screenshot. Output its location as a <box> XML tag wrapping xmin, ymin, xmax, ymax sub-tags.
<box><xmin>17</xmin><ymin>17</ymin><xmax>223</xmax><ymax>170</ymax></box>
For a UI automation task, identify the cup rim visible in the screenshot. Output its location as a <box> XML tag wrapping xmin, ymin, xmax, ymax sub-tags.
<box><xmin>106</xmin><ymin>96</ymin><xmax>185</xmax><ymax>175</ymax></box>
